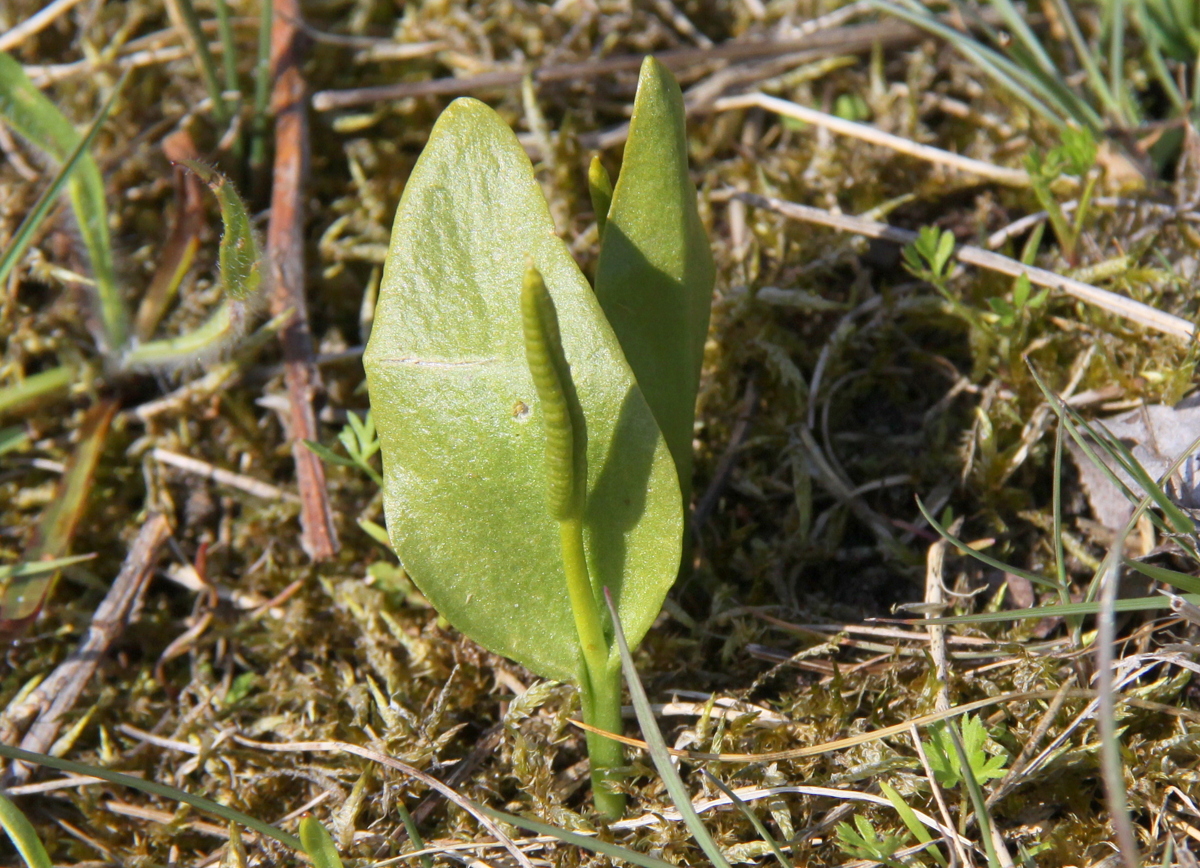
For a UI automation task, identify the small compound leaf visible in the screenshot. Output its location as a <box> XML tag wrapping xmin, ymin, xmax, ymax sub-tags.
<box><xmin>363</xmin><ymin>97</ymin><xmax>682</xmax><ymax>683</ymax></box>
<box><xmin>593</xmin><ymin>57</ymin><xmax>714</xmax><ymax>504</ymax></box>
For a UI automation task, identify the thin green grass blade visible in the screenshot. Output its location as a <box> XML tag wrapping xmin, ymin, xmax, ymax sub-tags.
<box><xmin>7</xmin><ymin>401</ymin><xmax>115</xmax><ymax>624</ymax></box>
<box><xmin>604</xmin><ymin>588</ymin><xmax>734</xmax><ymax>868</ymax></box>
<box><xmin>1095</xmin><ymin>534</ymin><xmax>1143</xmax><ymax>868</ymax></box>
<box><xmin>1107</xmin><ymin>0</ymin><xmax>1134</xmax><ymax>126</ymax></box>
<box><xmin>916</xmin><ymin>497</ymin><xmax>1060</xmax><ymax>589</ymax></box>
<box><xmin>213</xmin><ymin>0</ymin><xmax>239</xmax><ymax>99</ymax></box>
<box><xmin>900</xmin><ymin>593</ymin><xmax>1184</xmax><ymax>626</ymax></box>
<box><xmin>0</xmin><ymin>366</ymin><xmax>74</xmax><ymax>418</ymax></box>
<box><xmin>1120</xmin><ymin>558</ymin><xmax>1200</xmax><ymax>595</ymax></box>
<box><xmin>0</xmin><ymin>56</ymin><xmax>126</xmax><ymax>350</ymax></box>
<box><xmin>0</xmin><ymin>554</ymin><xmax>95</xmax><ymax>583</ymax></box>
<box><xmin>878</xmin><ymin>781</ymin><xmax>946</xmax><ymax>867</ymax></box>
<box><xmin>249</xmin><ymin>0</ymin><xmax>273</xmax><ymax>176</ymax></box>
<box><xmin>1049</xmin><ymin>0</ymin><xmax>1123</xmax><ymax>121</ymax></box>
<box><xmin>356</xmin><ymin>518</ymin><xmax>392</xmax><ymax>550</ymax></box>
<box><xmin>701</xmin><ymin>770</ymin><xmax>791</xmax><ymax>868</ymax></box>
<box><xmin>1029</xmin><ymin>368</ymin><xmax>1194</xmax><ymax>538</ymax></box>
<box><xmin>299</xmin><ymin>818</ymin><xmax>344</xmax><ymax>868</ymax></box>
<box><xmin>395</xmin><ymin>800</ymin><xmax>434</xmax><ymax>868</ymax></box>
<box><xmin>945</xmin><ymin>723</ymin><xmax>1003</xmax><ymax>868</ymax></box>
<box><xmin>166</xmin><ymin>0</ymin><xmax>231</xmax><ymax>125</ymax></box>
<box><xmin>866</xmin><ymin>1</ymin><xmax>1070</xmax><ymax>126</ymax></box>
<box><xmin>1077</xmin><ymin>411</ymin><xmax>1198</xmax><ymax>537</ymax></box>
<box><xmin>0</xmin><ymin>425</ymin><xmax>28</xmax><ymax>456</ymax></box>
<box><xmin>0</xmin><ymin>64</ymin><xmax>128</xmax><ymax>351</ymax></box>
<box><xmin>1051</xmin><ymin>425</ymin><xmax>1070</xmax><ymax>604</ymax></box>
<box><xmin>0</xmin><ymin>792</ymin><xmax>53</xmax><ymax>868</ymax></box>
<box><xmin>472</xmin><ymin>803</ymin><xmax>678</xmax><ymax>868</ymax></box>
<box><xmin>0</xmin><ymin>743</ymin><xmax>302</xmax><ymax>851</ymax></box>
<box><xmin>981</xmin><ymin>0</ymin><xmax>1057</xmax><ymax>75</ymax></box>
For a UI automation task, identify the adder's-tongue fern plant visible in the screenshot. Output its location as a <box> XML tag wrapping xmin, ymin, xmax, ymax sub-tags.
<box><xmin>363</xmin><ymin>57</ymin><xmax>714</xmax><ymax>817</ymax></box>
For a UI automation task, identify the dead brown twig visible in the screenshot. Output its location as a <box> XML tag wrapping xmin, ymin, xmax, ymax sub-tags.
<box><xmin>267</xmin><ymin>0</ymin><xmax>339</xmax><ymax>561</ymax></box>
<box><xmin>1</xmin><ymin>513</ymin><xmax>172</xmax><ymax>781</ymax></box>
<box><xmin>310</xmin><ymin>18</ymin><xmax>921</xmax><ymax>112</ymax></box>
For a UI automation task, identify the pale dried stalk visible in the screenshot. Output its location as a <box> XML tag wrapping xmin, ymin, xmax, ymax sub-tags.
<box><xmin>738</xmin><ymin>192</ymin><xmax>1197</xmax><ymax>341</ymax></box>
<box><xmin>0</xmin><ymin>0</ymin><xmax>90</xmax><ymax>53</ymax></box>
<box><xmin>713</xmin><ymin>92</ymin><xmax>1031</xmax><ymax>187</ymax></box>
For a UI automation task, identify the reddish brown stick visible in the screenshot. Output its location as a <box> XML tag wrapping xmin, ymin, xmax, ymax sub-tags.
<box><xmin>267</xmin><ymin>0</ymin><xmax>338</xmax><ymax>560</ymax></box>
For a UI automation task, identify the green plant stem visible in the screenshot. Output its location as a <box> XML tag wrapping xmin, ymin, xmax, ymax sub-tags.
<box><xmin>249</xmin><ymin>0</ymin><xmax>273</xmax><ymax>183</ymax></box>
<box><xmin>167</xmin><ymin>0</ymin><xmax>231</xmax><ymax>127</ymax></box>
<box><xmin>559</xmin><ymin>515</ymin><xmax>625</xmax><ymax>818</ymax></box>
<box><xmin>579</xmin><ymin>657</ymin><xmax>626</xmax><ymax>819</ymax></box>
<box><xmin>560</xmin><ymin>517</ymin><xmax>607</xmax><ymax>678</ymax></box>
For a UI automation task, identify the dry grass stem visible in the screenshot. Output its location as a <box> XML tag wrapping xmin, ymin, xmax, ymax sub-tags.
<box><xmin>738</xmin><ymin>191</ymin><xmax>1198</xmax><ymax>340</ymax></box>
<box><xmin>712</xmin><ymin>92</ymin><xmax>1032</xmax><ymax>186</ymax></box>
<box><xmin>151</xmin><ymin>448</ymin><xmax>298</xmax><ymax>502</ymax></box>
<box><xmin>0</xmin><ymin>0</ymin><xmax>89</xmax><ymax>53</ymax></box>
<box><xmin>312</xmin><ymin>18</ymin><xmax>921</xmax><ymax>111</ymax></box>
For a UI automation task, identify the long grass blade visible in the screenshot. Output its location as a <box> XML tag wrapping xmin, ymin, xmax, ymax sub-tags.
<box><xmin>866</xmin><ymin>1</ymin><xmax>1074</xmax><ymax>127</ymax></box>
<box><xmin>945</xmin><ymin>723</ymin><xmax>1006</xmax><ymax>868</ymax></box>
<box><xmin>0</xmin><ymin>554</ymin><xmax>95</xmax><ymax>583</ymax></box>
<box><xmin>0</xmin><ymin>793</ymin><xmax>53</xmax><ymax>868</ymax></box>
<box><xmin>249</xmin><ymin>0</ymin><xmax>273</xmax><ymax>179</ymax></box>
<box><xmin>916</xmin><ymin>496</ymin><xmax>1060</xmax><ymax>589</ymax></box>
<box><xmin>604</xmin><ymin>588</ymin><xmax>734</xmax><ymax>868</ymax></box>
<box><xmin>701</xmin><ymin>770</ymin><xmax>792</xmax><ymax>868</ymax></box>
<box><xmin>1095</xmin><ymin>536</ymin><xmax>1142</xmax><ymax>868</ymax></box>
<box><xmin>899</xmin><ymin>593</ymin><xmax>1186</xmax><ymax>626</ymax></box>
<box><xmin>472</xmin><ymin>803</ymin><xmax>679</xmax><ymax>868</ymax></box>
<box><xmin>0</xmin><ymin>64</ymin><xmax>129</xmax><ymax>352</ymax></box>
<box><xmin>1030</xmin><ymin>367</ymin><xmax>1197</xmax><ymax>540</ymax></box>
<box><xmin>1049</xmin><ymin>0</ymin><xmax>1124</xmax><ymax>122</ymax></box>
<box><xmin>0</xmin><ymin>366</ymin><xmax>75</xmax><ymax>418</ymax></box>
<box><xmin>163</xmin><ymin>0</ymin><xmax>231</xmax><ymax>126</ymax></box>
<box><xmin>0</xmin><ymin>743</ymin><xmax>302</xmax><ymax>851</ymax></box>
<box><xmin>6</xmin><ymin>400</ymin><xmax>116</xmax><ymax>624</ymax></box>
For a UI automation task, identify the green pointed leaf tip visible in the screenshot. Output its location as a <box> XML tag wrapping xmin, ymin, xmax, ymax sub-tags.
<box><xmin>299</xmin><ymin>817</ymin><xmax>345</xmax><ymax>868</ymax></box>
<box><xmin>363</xmin><ymin>97</ymin><xmax>682</xmax><ymax>683</ymax></box>
<box><xmin>587</xmin><ymin>155</ymin><xmax>613</xmax><ymax>237</ymax></box>
<box><xmin>593</xmin><ymin>57</ymin><xmax>715</xmax><ymax>503</ymax></box>
<box><xmin>521</xmin><ymin>264</ymin><xmax>584</xmax><ymax>520</ymax></box>
<box><xmin>177</xmin><ymin>160</ymin><xmax>262</xmax><ymax>301</ymax></box>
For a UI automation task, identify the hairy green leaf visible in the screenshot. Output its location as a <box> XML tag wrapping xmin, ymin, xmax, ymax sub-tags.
<box><xmin>363</xmin><ymin>97</ymin><xmax>682</xmax><ymax>683</ymax></box>
<box><xmin>593</xmin><ymin>57</ymin><xmax>714</xmax><ymax>504</ymax></box>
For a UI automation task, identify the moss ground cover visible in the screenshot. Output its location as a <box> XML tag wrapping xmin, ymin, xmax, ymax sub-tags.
<box><xmin>1</xmin><ymin>0</ymin><xmax>1200</xmax><ymax>865</ymax></box>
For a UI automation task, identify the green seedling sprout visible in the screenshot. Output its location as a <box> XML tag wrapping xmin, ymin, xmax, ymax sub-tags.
<box><xmin>363</xmin><ymin>56</ymin><xmax>713</xmax><ymax>817</ymax></box>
